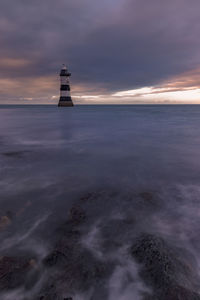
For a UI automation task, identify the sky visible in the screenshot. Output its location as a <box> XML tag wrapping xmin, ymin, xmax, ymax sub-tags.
<box><xmin>0</xmin><ymin>0</ymin><xmax>200</xmax><ymax>104</ymax></box>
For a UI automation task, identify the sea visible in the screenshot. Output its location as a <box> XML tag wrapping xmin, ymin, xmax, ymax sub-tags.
<box><xmin>0</xmin><ymin>105</ymin><xmax>200</xmax><ymax>299</ymax></box>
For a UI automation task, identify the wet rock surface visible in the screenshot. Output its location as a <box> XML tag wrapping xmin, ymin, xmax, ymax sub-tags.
<box><xmin>131</xmin><ymin>233</ymin><xmax>200</xmax><ymax>300</ymax></box>
<box><xmin>40</xmin><ymin>204</ymin><xmax>113</xmax><ymax>299</ymax></box>
<box><xmin>1</xmin><ymin>191</ymin><xmax>200</xmax><ymax>300</ymax></box>
<box><xmin>69</xmin><ymin>205</ymin><xmax>87</xmax><ymax>225</ymax></box>
<box><xmin>1</xmin><ymin>150</ymin><xmax>31</xmax><ymax>158</ymax></box>
<box><xmin>0</xmin><ymin>215</ymin><xmax>11</xmax><ymax>231</ymax></box>
<box><xmin>0</xmin><ymin>256</ymin><xmax>36</xmax><ymax>291</ymax></box>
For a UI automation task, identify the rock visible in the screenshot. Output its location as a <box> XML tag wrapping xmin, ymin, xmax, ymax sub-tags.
<box><xmin>131</xmin><ymin>233</ymin><xmax>176</xmax><ymax>289</ymax></box>
<box><xmin>6</xmin><ymin>211</ymin><xmax>14</xmax><ymax>220</ymax></box>
<box><xmin>131</xmin><ymin>233</ymin><xmax>200</xmax><ymax>299</ymax></box>
<box><xmin>39</xmin><ymin>294</ymin><xmax>72</xmax><ymax>300</ymax></box>
<box><xmin>139</xmin><ymin>191</ymin><xmax>159</xmax><ymax>208</ymax></box>
<box><xmin>42</xmin><ymin>204</ymin><xmax>112</xmax><ymax>297</ymax></box>
<box><xmin>69</xmin><ymin>205</ymin><xmax>86</xmax><ymax>225</ymax></box>
<box><xmin>38</xmin><ymin>283</ymin><xmax>59</xmax><ymax>300</ymax></box>
<box><xmin>164</xmin><ymin>285</ymin><xmax>200</xmax><ymax>300</ymax></box>
<box><xmin>2</xmin><ymin>150</ymin><xmax>30</xmax><ymax>158</ymax></box>
<box><xmin>0</xmin><ymin>256</ymin><xmax>34</xmax><ymax>290</ymax></box>
<box><xmin>0</xmin><ymin>215</ymin><xmax>11</xmax><ymax>231</ymax></box>
<box><xmin>44</xmin><ymin>222</ymin><xmax>81</xmax><ymax>267</ymax></box>
<box><xmin>29</xmin><ymin>259</ymin><xmax>37</xmax><ymax>267</ymax></box>
<box><xmin>139</xmin><ymin>192</ymin><xmax>154</xmax><ymax>202</ymax></box>
<box><xmin>144</xmin><ymin>285</ymin><xmax>200</xmax><ymax>300</ymax></box>
<box><xmin>44</xmin><ymin>249</ymin><xmax>68</xmax><ymax>267</ymax></box>
<box><xmin>16</xmin><ymin>200</ymin><xmax>32</xmax><ymax>217</ymax></box>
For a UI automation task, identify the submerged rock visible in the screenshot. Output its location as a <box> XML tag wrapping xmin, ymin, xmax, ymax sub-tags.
<box><xmin>0</xmin><ymin>256</ymin><xmax>35</xmax><ymax>290</ymax></box>
<box><xmin>139</xmin><ymin>192</ymin><xmax>154</xmax><ymax>202</ymax></box>
<box><xmin>5</xmin><ymin>210</ymin><xmax>14</xmax><ymax>220</ymax></box>
<box><xmin>69</xmin><ymin>205</ymin><xmax>86</xmax><ymax>225</ymax></box>
<box><xmin>2</xmin><ymin>150</ymin><xmax>31</xmax><ymax>158</ymax></box>
<box><xmin>138</xmin><ymin>191</ymin><xmax>160</xmax><ymax>209</ymax></box>
<box><xmin>0</xmin><ymin>215</ymin><xmax>11</xmax><ymax>231</ymax></box>
<box><xmin>131</xmin><ymin>233</ymin><xmax>200</xmax><ymax>300</ymax></box>
<box><xmin>41</xmin><ymin>204</ymin><xmax>112</xmax><ymax>298</ymax></box>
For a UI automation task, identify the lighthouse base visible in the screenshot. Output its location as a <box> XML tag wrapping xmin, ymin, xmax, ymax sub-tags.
<box><xmin>58</xmin><ymin>101</ymin><xmax>74</xmax><ymax>107</ymax></box>
<box><xmin>58</xmin><ymin>97</ymin><xmax>74</xmax><ymax>107</ymax></box>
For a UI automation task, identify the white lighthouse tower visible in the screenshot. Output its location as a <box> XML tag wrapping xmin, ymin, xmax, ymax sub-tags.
<box><xmin>58</xmin><ymin>64</ymin><xmax>74</xmax><ymax>107</ymax></box>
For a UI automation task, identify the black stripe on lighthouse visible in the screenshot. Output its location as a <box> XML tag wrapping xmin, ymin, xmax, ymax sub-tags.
<box><xmin>60</xmin><ymin>85</ymin><xmax>70</xmax><ymax>91</ymax></box>
<box><xmin>59</xmin><ymin>96</ymin><xmax>72</xmax><ymax>101</ymax></box>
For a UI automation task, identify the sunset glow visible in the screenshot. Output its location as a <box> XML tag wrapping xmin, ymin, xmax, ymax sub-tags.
<box><xmin>0</xmin><ymin>0</ymin><xmax>200</xmax><ymax>104</ymax></box>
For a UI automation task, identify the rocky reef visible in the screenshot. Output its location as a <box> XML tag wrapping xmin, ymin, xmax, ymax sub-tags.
<box><xmin>39</xmin><ymin>205</ymin><xmax>113</xmax><ymax>299</ymax></box>
<box><xmin>1</xmin><ymin>191</ymin><xmax>200</xmax><ymax>300</ymax></box>
<box><xmin>0</xmin><ymin>256</ymin><xmax>37</xmax><ymax>291</ymax></box>
<box><xmin>131</xmin><ymin>233</ymin><xmax>200</xmax><ymax>300</ymax></box>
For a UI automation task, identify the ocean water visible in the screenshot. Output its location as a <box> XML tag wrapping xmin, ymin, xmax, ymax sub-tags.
<box><xmin>1</xmin><ymin>105</ymin><xmax>200</xmax><ymax>299</ymax></box>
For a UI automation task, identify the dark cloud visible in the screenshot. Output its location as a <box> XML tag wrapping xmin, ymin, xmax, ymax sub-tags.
<box><xmin>0</xmin><ymin>0</ymin><xmax>200</xmax><ymax>100</ymax></box>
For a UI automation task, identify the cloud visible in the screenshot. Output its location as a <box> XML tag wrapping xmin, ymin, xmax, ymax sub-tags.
<box><xmin>0</xmin><ymin>0</ymin><xmax>200</xmax><ymax>103</ymax></box>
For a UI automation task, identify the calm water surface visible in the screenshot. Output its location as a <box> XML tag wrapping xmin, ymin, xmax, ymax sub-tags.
<box><xmin>0</xmin><ymin>105</ymin><xmax>200</xmax><ymax>299</ymax></box>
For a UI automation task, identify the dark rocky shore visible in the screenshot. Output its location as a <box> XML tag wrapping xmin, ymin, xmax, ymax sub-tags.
<box><xmin>0</xmin><ymin>191</ymin><xmax>200</xmax><ymax>300</ymax></box>
<box><xmin>131</xmin><ymin>234</ymin><xmax>200</xmax><ymax>300</ymax></box>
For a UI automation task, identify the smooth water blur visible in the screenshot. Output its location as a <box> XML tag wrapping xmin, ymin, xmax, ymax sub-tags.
<box><xmin>2</xmin><ymin>105</ymin><xmax>200</xmax><ymax>187</ymax></box>
<box><xmin>1</xmin><ymin>105</ymin><xmax>200</xmax><ymax>299</ymax></box>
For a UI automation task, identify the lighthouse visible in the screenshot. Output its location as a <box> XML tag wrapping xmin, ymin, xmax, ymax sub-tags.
<box><xmin>58</xmin><ymin>64</ymin><xmax>74</xmax><ymax>107</ymax></box>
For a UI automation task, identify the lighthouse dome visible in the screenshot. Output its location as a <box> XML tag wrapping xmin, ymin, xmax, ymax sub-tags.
<box><xmin>62</xmin><ymin>64</ymin><xmax>67</xmax><ymax>70</ymax></box>
<box><xmin>60</xmin><ymin>64</ymin><xmax>71</xmax><ymax>76</ymax></box>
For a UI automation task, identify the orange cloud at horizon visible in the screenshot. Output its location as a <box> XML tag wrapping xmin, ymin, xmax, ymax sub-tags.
<box><xmin>1</xmin><ymin>67</ymin><xmax>200</xmax><ymax>104</ymax></box>
<box><xmin>111</xmin><ymin>68</ymin><xmax>200</xmax><ymax>104</ymax></box>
